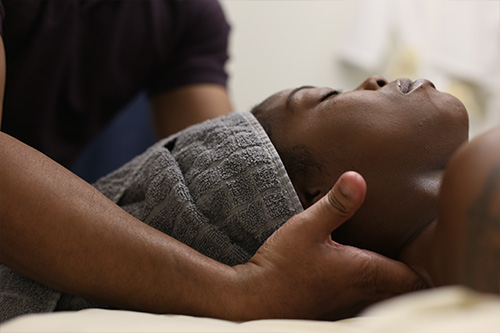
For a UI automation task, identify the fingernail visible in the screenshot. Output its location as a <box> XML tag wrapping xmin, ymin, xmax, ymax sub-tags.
<box><xmin>338</xmin><ymin>177</ymin><xmax>355</xmax><ymax>198</ymax></box>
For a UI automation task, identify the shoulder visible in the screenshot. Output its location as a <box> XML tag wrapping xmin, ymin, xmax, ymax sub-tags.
<box><xmin>175</xmin><ymin>0</ymin><xmax>230</xmax><ymax>34</ymax></box>
<box><xmin>445</xmin><ymin>127</ymin><xmax>500</xmax><ymax>186</ymax></box>
<box><xmin>0</xmin><ymin>2</ymin><xmax>3</xmax><ymax>36</ymax></box>
<box><xmin>437</xmin><ymin>127</ymin><xmax>500</xmax><ymax>293</ymax></box>
<box><xmin>441</xmin><ymin>127</ymin><xmax>500</xmax><ymax>218</ymax></box>
<box><xmin>179</xmin><ymin>0</ymin><xmax>228</xmax><ymax>18</ymax></box>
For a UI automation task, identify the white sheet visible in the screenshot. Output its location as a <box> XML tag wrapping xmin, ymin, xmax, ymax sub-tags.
<box><xmin>1</xmin><ymin>287</ymin><xmax>499</xmax><ymax>333</ymax></box>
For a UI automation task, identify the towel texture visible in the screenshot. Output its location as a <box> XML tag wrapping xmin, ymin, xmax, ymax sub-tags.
<box><xmin>0</xmin><ymin>112</ymin><xmax>303</xmax><ymax>322</ymax></box>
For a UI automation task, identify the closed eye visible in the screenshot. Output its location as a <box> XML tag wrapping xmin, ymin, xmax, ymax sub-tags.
<box><xmin>320</xmin><ymin>90</ymin><xmax>341</xmax><ymax>102</ymax></box>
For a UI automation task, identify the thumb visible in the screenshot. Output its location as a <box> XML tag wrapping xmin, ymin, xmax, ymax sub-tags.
<box><xmin>299</xmin><ymin>171</ymin><xmax>367</xmax><ymax>239</ymax></box>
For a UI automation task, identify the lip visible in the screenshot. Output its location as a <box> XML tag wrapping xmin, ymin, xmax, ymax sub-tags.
<box><xmin>397</xmin><ymin>78</ymin><xmax>434</xmax><ymax>94</ymax></box>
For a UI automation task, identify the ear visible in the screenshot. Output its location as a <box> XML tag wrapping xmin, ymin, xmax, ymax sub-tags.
<box><xmin>306</xmin><ymin>184</ymin><xmax>329</xmax><ymax>207</ymax></box>
<box><xmin>295</xmin><ymin>181</ymin><xmax>330</xmax><ymax>209</ymax></box>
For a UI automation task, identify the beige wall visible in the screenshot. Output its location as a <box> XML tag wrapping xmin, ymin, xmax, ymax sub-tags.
<box><xmin>220</xmin><ymin>0</ymin><xmax>500</xmax><ymax>136</ymax></box>
<box><xmin>220</xmin><ymin>0</ymin><xmax>355</xmax><ymax>113</ymax></box>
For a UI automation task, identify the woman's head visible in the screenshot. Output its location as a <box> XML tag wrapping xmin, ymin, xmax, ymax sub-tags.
<box><xmin>252</xmin><ymin>76</ymin><xmax>469</xmax><ymax>258</ymax></box>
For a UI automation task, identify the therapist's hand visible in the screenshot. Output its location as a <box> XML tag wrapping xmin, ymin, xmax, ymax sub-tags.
<box><xmin>232</xmin><ymin>171</ymin><xmax>426</xmax><ymax>321</ymax></box>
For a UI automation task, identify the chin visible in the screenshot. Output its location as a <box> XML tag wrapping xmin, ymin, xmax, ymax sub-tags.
<box><xmin>438</xmin><ymin>92</ymin><xmax>470</xmax><ymax>137</ymax></box>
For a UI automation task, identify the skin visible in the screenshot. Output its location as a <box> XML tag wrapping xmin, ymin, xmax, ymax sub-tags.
<box><xmin>151</xmin><ymin>84</ymin><xmax>233</xmax><ymax>138</ymax></box>
<box><xmin>428</xmin><ymin>127</ymin><xmax>500</xmax><ymax>293</ymax></box>
<box><xmin>1</xmin><ymin>58</ymin><xmax>494</xmax><ymax>320</ymax></box>
<box><xmin>254</xmin><ymin>76</ymin><xmax>499</xmax><ymax>293</ymax></box>
<box><xmin>0</xmin><ymin>134</ymin><xmax>424</xmax><ymax>320</ymax></box>
<box><xmin>0</xmin><ymin>30</ymin><xmax>424</xmax><ymax>319</ymax></box>
<box><xmin>0</xmin><ymin>24</ymin><xmax>422</xmax><ymax>321</ymax></box>
<box><xmin>252</xmin><ymin>76</ymin><xmax>469</xmax><ymax>259</ymax></box>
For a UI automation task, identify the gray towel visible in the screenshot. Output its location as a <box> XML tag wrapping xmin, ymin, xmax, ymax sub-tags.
<box><xmin>0</xmin><ymin>112</ymin><xmax>303</xmax><ymax>322</ymax></box>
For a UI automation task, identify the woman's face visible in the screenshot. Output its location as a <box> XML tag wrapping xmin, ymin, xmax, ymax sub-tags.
<box><xmin>259</xmin><ymin>76</ymin><xmax>469</xmax><ymax>258</ymax></box>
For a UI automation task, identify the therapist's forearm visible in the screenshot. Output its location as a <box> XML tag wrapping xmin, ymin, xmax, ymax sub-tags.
<box><xmin>151</xmin><ymin>84</ymin><xmax>232</xmax><ymax>138</ymax></box>
<box><xmin>0</xmin><ymin>131</ymin><xmax>243</xmax><ymax>319</ymax></box>
<box><xmin>0</xmin><ymin>132</ymin><xmax>426</xmax><ymax>321</ymax></box>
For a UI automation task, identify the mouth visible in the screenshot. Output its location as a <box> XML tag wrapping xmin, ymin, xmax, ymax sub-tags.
<box><xmin>397</xmin><ymin>78</ymin><xmax>434</xmax><ymax>94</ymax></box>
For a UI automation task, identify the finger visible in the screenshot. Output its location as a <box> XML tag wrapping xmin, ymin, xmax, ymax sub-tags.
<box><xmin>354</xmin><ymin>249</ymin><xmax>429</xmax><ymax>298</ymax></box>
<box><xmin>297</xmin><ymin>171</ymin><xmax>367</xmax><ymax>238</ymax></box>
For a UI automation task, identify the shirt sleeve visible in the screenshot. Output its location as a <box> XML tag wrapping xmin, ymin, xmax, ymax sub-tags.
<box><xmin>148</xmin><ymin>0</ymin><xmax>231</xmax><ymax>96</ymax></box>
<box><xmin>0</xmin><ymin>1</ymin><xmax>5</xmax><ymax>36</ymax></box>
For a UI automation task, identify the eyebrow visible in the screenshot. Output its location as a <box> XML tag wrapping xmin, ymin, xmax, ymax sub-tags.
<box><xmin>285</xmin><ymin>85</ymin><xmax>315</xmax><ymax>112</ymax></box>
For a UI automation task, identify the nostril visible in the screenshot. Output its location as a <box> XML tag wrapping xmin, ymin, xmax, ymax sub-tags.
<box><xmin>376</xmin><ymin>79</ymin><xmax>386</xmax><ymax>87</ymax></box>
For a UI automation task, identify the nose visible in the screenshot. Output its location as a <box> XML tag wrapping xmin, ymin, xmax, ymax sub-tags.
<box><xmin>355</xmin><ymin>76</ymin><xmax>388</xmax><ymax>91</ymax></box>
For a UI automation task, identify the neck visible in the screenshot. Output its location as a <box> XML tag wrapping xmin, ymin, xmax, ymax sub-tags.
<box><xmin>398</xmin><ymin>218</ymin><xmax>437</xmax><ymax>286</ymax></box>
<box><xmin>397</xmin><ymin>171</ymin><xmax>444</xmax><ymax>286</ymax></box>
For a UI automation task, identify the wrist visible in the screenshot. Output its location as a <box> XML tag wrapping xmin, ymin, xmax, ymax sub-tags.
<box><xmin>197</xmin><ymin>260</ymin><xmax>279</xmax><ymax>321</ymax></box>
<box><xmin>167</xmin><ymin>257</ymin><xmax>262</xmax><ymax>321</ymax></box>
<box><xmin>199</xmin><ymin>263</ymin><xmax>260</xmax><ymax>321</ymax></box>
<box><xmin>225</xmin><ymin>260</ymin><xmax>301</xmax><ymax>321</ymax></box>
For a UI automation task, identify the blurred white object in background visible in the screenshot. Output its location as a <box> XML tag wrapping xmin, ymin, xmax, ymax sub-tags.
<box><xmin>337</xmin><ymin>0</ymin><xmax>500</xmax><ymax>137</ymax></box>
<box><xmin>221</xmin><ymin>0</ymin><xmax>499</xmax><ymax>137</ymax></box>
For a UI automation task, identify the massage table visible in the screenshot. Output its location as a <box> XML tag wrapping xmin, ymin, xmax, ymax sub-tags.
<box><xmin>1</xmin><ymin>287</ymin><xmax>499</xmax><ymax>333</ymax></box>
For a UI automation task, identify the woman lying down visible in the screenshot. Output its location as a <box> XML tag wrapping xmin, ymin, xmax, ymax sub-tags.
<box><xmin>0</xmin><ymin>76</ymin><xmax>498</xmax><ymax>321</ymax></box>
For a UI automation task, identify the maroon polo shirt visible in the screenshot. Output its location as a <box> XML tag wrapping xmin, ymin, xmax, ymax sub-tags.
<box><xmin>0</xmin><ymin>0</ymin><xmax>230</xmax><ymax>167</ymax></box>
